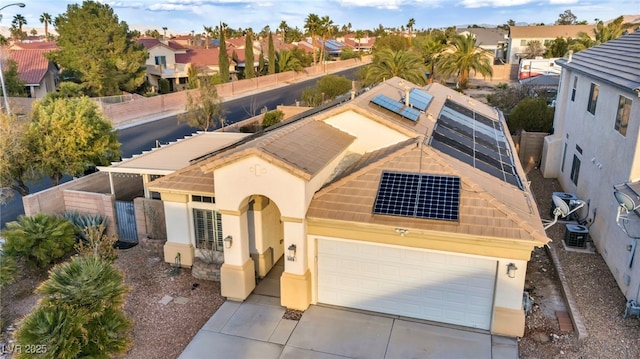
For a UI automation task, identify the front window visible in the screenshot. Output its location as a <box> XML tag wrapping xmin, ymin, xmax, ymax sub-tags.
<box><xmin>571</xmin><ymin>76</ymin><xmax>577</xmax><ymax>101</ymax></box>
<box><xmin>587</xmin><ymin>83</ymin><xmax>599</xmax><ymax>115</ymax></box>
<box><xmin>615</xmin><ymin>96</ymin><xmax>632</xmax><ymax>137</ymax></box>
<box><xmin>193</xmin><ymin>209</ymin><xmax>223</xmax><ymax>251</ymax></box>
<box><xmin>154</xmin><ymin>55</ymin><xmax>167</xmax><ymax>67</ymax></box>
<box><xmin>570</xmin><ymin>155</ymin><xmax>581</xmax><ymax>185</ymax></box>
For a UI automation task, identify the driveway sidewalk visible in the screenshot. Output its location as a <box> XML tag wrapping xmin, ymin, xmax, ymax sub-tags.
<box><xmin>179</xmin><ymin>294</ymin><xmax>518</xmax><ymax>359</ymax></box>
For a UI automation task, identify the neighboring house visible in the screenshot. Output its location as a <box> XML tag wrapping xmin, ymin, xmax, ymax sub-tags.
<box><xmin>540</xmin><ymin>32</ymin><xmax>640</xmax><ymax>305</ymax></box>
<box><xmin>6</xmin><ymin>47</ymin><xmax>58</xmax><ymax>98</ymax></box>
<box><xmin>457</xmin><ymin>28</ymin><xmax>508</xmax><ymax>63</ymax></box>
<box><xmin>339</xmin><ymin>33</ymin><xmax>376</xmax><ymax>52</ymax></box>
<box><xmin>507</xmin><ymin>25</ymin><xmax>596</xmax><ymax>64</ymax></box>
<box><xmin>145</xmin><ymin>77</ymin><xmax>549</xmax><ymax>337</ymax></box>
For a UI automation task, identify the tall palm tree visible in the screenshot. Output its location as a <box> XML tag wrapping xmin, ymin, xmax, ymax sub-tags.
<box><xmin>318</xmin><ymin>15</ymin><xmax>334</xmax><ymax>64</ymax></box>
<box><xmin>364</xmin><ymin>48</ymin><xmax>426</xmax><ymax>86</ymax></box>
<box><xmin>416</xmin><ymin>32</ymin><xmax>445</xmax><ymax>84</ymax></box>
<box><xmin>437</xmin><ymin>34</ymin><xmax>493</xmax><ymax>89</ymax></box>
<box><xmin>304</xmin><ymin>13</ymin><xmax>321</xmax><ymax>65</ymax></box>
<box><xmin>39</xmin><ymin>12</ymin><xmax>52</xmax><ymax>39</ymax></box>
<box><xmin>162</xmin><ymin>26</ymin><xmax>167</xmax><ymax>38</ymax></box>
<box><xmin>279</xmin><ymin>20</ymin><xmax>288</xmax><ymax>40</ymax></box>
<box><xmin>406</xmin><ymin>18</ymin><xmax>415</xmax><ymax>46</ymax></box>
<box><xmin>12</xmin><ymin>14</ymin><xmax>27</xmax><ymax>33</ymax></box>
<box><xmin>203</xmin><ymin>25</ymin><xmax>214</xmax><ymax>49</ymax></box>
<box><xmin>355</xmin><ymin>29</ymin><xmax>364</xmax><ymax>52</ymax></box>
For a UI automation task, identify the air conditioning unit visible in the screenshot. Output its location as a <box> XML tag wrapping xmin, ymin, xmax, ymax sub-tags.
<box><xmin>564</xmin><ymin>224</ymin><xmax>589</xmax><ymax>248</ymax></box>
<box><xmin>551</xmin><ymin>192</ymin><xmax>578</xmax><ymax>220</ymax></box>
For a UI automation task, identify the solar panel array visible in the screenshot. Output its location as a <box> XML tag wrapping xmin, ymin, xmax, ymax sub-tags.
<box><xmin>429</xmin><ymin>100</ymin><xmax>522</xmax><ymax>189</ymax></box>
<box><xmin>323</xmin><ymin>39</ymin><xmax>344</xmax><ymax>52</ymax></box>
<box><xmin>370</xmin><ymin>95</ymin><xmax>421</xmax><ymax>122</ymax></box>
<box><xmin>373</xmin><ymin>172</ymin><xmax>461</xmax><ymax>221</ymax></box>
<box><xmin>408</xmin><ymin>89</ymin><xmax>434</xmax><ymax>111</ymax></box>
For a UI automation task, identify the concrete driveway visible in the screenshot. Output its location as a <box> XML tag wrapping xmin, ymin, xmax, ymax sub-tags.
<box><xmin>179</xmin><ymin>294</ymin><xmax>517</xmax><ymax>359</ymax></box>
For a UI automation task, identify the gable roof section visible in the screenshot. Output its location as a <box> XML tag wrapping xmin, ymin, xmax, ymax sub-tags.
<box><xmin>457</xmin><ymin>28</ymin><xmax>508</xmax><ymax>45</ymax></box>
<box><xmin>200</xmin><ymin>119</ymin><xmax>355</xmax><ymax>180</ymax></box>
<box><xmin>509</xmin><ymin>25</ymin><xmax>596</xmax><ymax>39</ymax></box>
<box><xmin>137</xmin><ymin>37</ymin><xmax>186</xmax><ymax>51</ymax></box>
<box><xmin>307</xmin><ymin>139</ymin><xmax>547</xmax><ymax>243</ymax></box>
<box><xmin>7</xmin><ymin>49</ymin><xmax>53</xmax><ymax>85</ymax></box>
<box><xmin>147</xmin><ymin>161</ymin><xmax>215</xmax><ymax>196</ymax></box>
<box><xmin>557</xmin><ymin>31</ymin><xmax>640</xmax><ymax>93</ymax></box>
<box><xmin>175</xmin><ymin>48</ymin><xmax>224</xmax><ymax>66</ymax></box>
<box><xmin>9</xmin><ymin>41</ymin><xmax>57</xmax><ymax>50</ymax></box>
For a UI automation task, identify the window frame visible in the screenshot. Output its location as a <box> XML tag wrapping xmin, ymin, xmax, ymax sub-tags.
<box><xmin>587</xmin><ymin>83</ymin><xmax>599</xmax><ymax>115</ymax></box>
<box><xmin>570</xmin><ymin>154</ymin><xmax>581</xmax><ymax>185</ymax></box>
<box><xmin>571</xmin><ymin>76</ymin><xmax>577</xmax><ymax>102</ymax></box>
<box><xmin>615</xmin><ymin>95</ymin><xmax>632</xmax><ymax>137</ymax></box>
<box><xmin>192</xmin><ymin>208</ymin><xmax>224</xmax><ymax>252</ymax></box>
<box><xmin>154</xmin><ymin>55</ymin><xmax>167</xmax><ymax>67</ymax></box>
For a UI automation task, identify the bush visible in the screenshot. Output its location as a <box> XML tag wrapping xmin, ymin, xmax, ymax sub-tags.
<box><xmin>301</xmin><ymin>87</ymin><xmax>323</xmax><ymax>107</ymax></box>
<box><xmin>0</xmin><ymin>251</ymin><xmax>18</xmax><ymax>287</ymax></box>
<box><xmin>339</xmin><ymin>48</ymin><xmax>361</xmax><ymax>60</ymax></box>
<box><xmin>62</xmin><ymin>211</ymin><xmax>109</xmax><ymax>243</ymax></box>
<box><xmin>158</xmin><ymin>78</ymin><xmax>170</xmax><ymax>94</ymax></box>
<box><xmin>14</xmin><ymin>256</ymin><xmax>132</xmax><ymax>358</ymax></box>
<box><xmin>74</xmin><ymin>225</ymin><xmax>118</xmax><ymax>262</ymax></box>
<box><xmin>317</xmin><ymin>74</ymin><xmax>351</xmax><ymax>100</ymax></box>
<box><xmin>262</xmin><ymin>110</ymin><xmax>284</xmax><ymax>128</ymax></box>
<box><xmin>508</xmin><ymin>97</ymin><xmax>555</xmax><ymax>133</ymax></box>
<box><xmin>2</xmin><ymin>214</ymin><xmax>76</xmax><ymax>268</ymax></box>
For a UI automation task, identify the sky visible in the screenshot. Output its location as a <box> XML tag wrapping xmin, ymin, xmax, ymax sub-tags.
<box><xmin>2</xmin><ymin>0</ymin><xmax>638</xmax><ymax>36</ymax></box>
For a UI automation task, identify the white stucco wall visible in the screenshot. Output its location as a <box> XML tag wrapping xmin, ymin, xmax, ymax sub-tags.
<box><xmin>323</xmin><ymin>110</ymin><xmax>412</xmax><ymax>154</ymax></box>
<box><xmin>164</xmin><ymin>201</ymin><xmax>191</xmax><ymax>245</ymax></box>
<box><xmin>146</xmin><ymin>46</ymin><xmax>177</xmax><ymax>67</ymax></box>
<box><xmin>541</xmin><ymin>66</ymin><xmax>640</xmax><ymax>301</ymax></box>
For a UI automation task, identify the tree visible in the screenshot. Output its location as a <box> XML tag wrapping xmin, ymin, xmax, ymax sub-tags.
<box><xmin>415</xmin><ymin>32</ymin><xmax>445</xmax><ymax>83</ymax></box>
<box><xmin>2</xmin><ymin>213</ymin><xmax>76</xmax><ymax>268</ymax></box>
<box><xmin>301</xmin><ymin>86</ymin><xmax>323</xmax><ymax>107</ymax></box>
<box><xmin>40</xmin><ymin>12</ymin><xmax>51</xmax><ymax>40</ymax></box>
<box><xmin>318</xmin><ymin>15</ymin><xmax>334</xmax><ymax>63</ymax></box>
<box><xmin>262</xmin><ymin>110</ymin><xmax>284</xmax><ymax>128</ymax></box>
<box><xmin>268</xmin><ymin>32</ymin><xmax>276</xmax><ymax>74</ymax></box>
<box><xmin>523</xmin><ymin>40</ymin><xmax>545</xmax><ymax>58</ymax></box>
<box><xmin>316</xmin><ymin>74</ymin><xmax>351</xmax><ymax>100</ymax></box>
<box><xmin>11</xmin><ymin>14</ymin><xmax>27</xmax><ymax>33</ymax></box>
<box><xmin>162</xmin><ymin>26</ymin><xmax>167</xmax><ymax>38</ymax></box>
<box><xmin>3</xmin><ymin>59</ymin><xmax>27</xmax><ymax>96</ymax></box>
<box><xmin>179</xmin><ymin>74</ymin><xmax>226</xmax><ymax>131</ymax></box>
<box><xmin>304</xmin><ymin>13</ymin><xmax>321</xmax><ymax>65</ymax></box>
<box><xmin>47</xmin><ymin>1</ymin><xmax>147</xmax><ymax>96</ymax></box>
<box><xmin>437</xmin><ymin>34</ymin><xmax>493</xmax><ymax>89</ymax></box>
<box><xmin>0</xmin><ymin>113</ymin><xmax>35</xmax><ymax>199</ymax></box>
<box><xmin>508</xmin><ymin>97</ymin><xmax>554</xmax><ymax>132</ymax></box>
<box><xmin>187</xmin><ymin>66</ymin><xmax>199</xmax><ymax>89</ymax></box>
<box><xmin>244</xmin><ymin>29</ymin><xmax>256</xmax><ymax>79</ymax></box>
<box><xmin>339</xmin><ymin>47</ymin><xmax>360</xmax><ymax>60</ymax></box>
<box><xmin>258</xmin><ymin>49</ymin><xmax>267</xmax><ymax>76</ymax></box>
<box><xmin>278</xmin><ymin>20</ymin><xmax>288</xmax><ymax>40</ymax></box>
<box><xmin>203</xmin><ymin>25</ymin><xmax>214</xmax><ymax>49</ymax></box>
<box><xmin>28</xmin><ymin>96</ymin><xmax>121</xmax><ymax>185</ymax></box>
<box><xmin>355</xmin><ymin>29</ymin><xmax>364</xmax><ymax>52</ymax></box>
<box><xmin>364</xmin><ymin>48</ymin><xmax>426</xmax><ymax>86</ymax></box>
<box><xmin>218</xmin><ymin>22</ymin><xmax>230</xmax><ymax>83</ymax></box>
<box><xmin>277</xmin><ymin>50</ymin><xmax>303</xmax><ymax>72</ymax></box>
<box><xmin>407</xmin><ymin>18</ymin><xmax>415</xmax><ymax>46</ymax></box>
<box><xmin>14</xmin><ymin>256</ymin><xmax>132</xmax><ymax>358</ymax></box>
<box><xmin>556</xmin><ymin>9</ymin><xmax>578</xmax><ymax>25</ymax></box>
<box><xmin>545</xmin><ymin>37</ymin><xmax>569</xmax><ymax>57</ymax></box>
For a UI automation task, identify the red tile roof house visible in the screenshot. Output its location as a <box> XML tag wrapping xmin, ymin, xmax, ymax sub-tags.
<box><xmin>5</xmin><ymin>45</ymin><xmax>58</xmax><ymax>98</ymax></box>
<box><xmin>137</xmin><ymin>37</ymin><xmax>234</xmax><ymax>92</ymax></box>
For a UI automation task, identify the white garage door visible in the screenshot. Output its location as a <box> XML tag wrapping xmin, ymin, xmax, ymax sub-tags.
<box><xmin>317</xmin><ymin>239</ymin><xmax>496</xmax><ymax>329</ymax></box>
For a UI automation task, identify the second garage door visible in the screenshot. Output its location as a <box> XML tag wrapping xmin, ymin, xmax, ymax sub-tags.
<box><xmin>317</xmin><ymin>239</ymin><xmax>496</xmax><ymax>329</ymax></box>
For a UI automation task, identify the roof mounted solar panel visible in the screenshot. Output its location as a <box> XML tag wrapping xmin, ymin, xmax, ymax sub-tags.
<box><xmin>370</xmin><ymin>95</ymin><xmax>421</xmax><ymax>122</ymax></box>
<box><xmin>373</xmin><ymin>171</ymin><xmax>461</xmax><ymax>221</ymax></box>
<box><xmin>408</xmin><ymin>89</ymin><xmax>434</xmax><ymax>111</ymax></box>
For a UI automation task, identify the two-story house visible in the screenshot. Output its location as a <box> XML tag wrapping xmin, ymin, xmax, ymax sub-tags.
<box><xmin>540</xmin><ymin>32</ymin><xmax>640</xmax><ymax>305</ymax></box>
<box><xmin>507</xmin><ymin>25</ymin><xmax>595</xmax><ymax>64</ymax></box>
<box><xmin>457</xmin><ymin>28</ymin><xmax>508</xmax><ymax>63</ymax></box>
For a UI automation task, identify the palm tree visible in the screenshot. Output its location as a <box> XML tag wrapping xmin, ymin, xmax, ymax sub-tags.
<box><xmin>437</xmin><ymin>34</ymin><xmax>493</xmax><ymax>89</ymax></box>
<box><xmin>279</xmin><ymin>20</ymin><xmax>288</xmax><ymax>40</ymax></box>
<box><xmin>364</xmin><ymin>48</ymin><xmax>427</xmax><ymax>85</ymax></box>
<box><xmin>203</xmin><ymin>25</ymin><xmax>214</xmax><ymax>49</ymax></box>
<box><xmin>416</xmin><ymin>32</ymin><xmax>445</xmax><ymax>84</ymax></box>
<box><xmin>304</xmin><ymin>13</ymin><xmax>321</xmax><ymax>65</ymax></box>
<box><xmin>407</xmin><ymin>18</ymin><xmax>415</xmax><ymax>46</ymax></box>
<box><xmin>12</xmin><ymin>14</ymin><xmax>27</xmax><ymax>33</ymax></box>
<box><xmin>318</xmin><ymin>15</ymin><xmax>334</xmax><ymax>64</ymax></box>
<box><xmin>39</xmin><ymin>12</ymin><xmax>52</xmax><ymax>39</ymax></box>
<box><xmin>162</xmin><ymin>26</ymin><xmax>167</xmax><ymax>38</ymax></box>
<box><xmin>278</xmin><ymin>50</ymin><xmax>303</xmax><ymax>72</ymax></box>
<box><xmin>355</xmin><ymin>29</ymin><xmax>364</xmax><ymax>52</ymax></box>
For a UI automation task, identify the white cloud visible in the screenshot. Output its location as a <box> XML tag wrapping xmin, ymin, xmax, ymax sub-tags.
<box><xmin>548</xmin><ymin>0</ymin><xmax>579</xmax><ymax>4</ymax></box>
<box><xmin>461</xmin><ymin>0</ymin><xmax>533</xmax><ymax>8</ymax></box>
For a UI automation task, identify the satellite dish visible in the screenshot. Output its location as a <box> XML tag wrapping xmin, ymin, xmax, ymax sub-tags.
<box><xmin>614</xmin><ymin>191</ymin><xmax>639</xmax><ymax>212</ymax></box>
<box><xmin>552</xmin><ymin>194</ymin><xmax>571</xmax><ymax>218</ymax></box>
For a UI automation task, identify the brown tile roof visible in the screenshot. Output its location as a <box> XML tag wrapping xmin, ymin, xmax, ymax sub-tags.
<box><xmin>7</xmin><ymin>49</ymin><xmax>53</xmax><ymax>85</ymax></box>
<box><xmin>147</xmin><ymin>162</ymin><xmax>214</xmax><ymax>196</ymax></box>
<box><xmin>137</xmin><ymin>37</ymin><xmax>185</xmax><ymax>51</ymax></box>
<box><xmin>509</xmin><ymin>25</ymin><xmax>596</xmax><ymax>39</ymax></box>
<box><xmin>9</xmin><ymin>41</ymin><xmax>57</xmax><ymax>50</ymax></box>
<box><xmin>200</xmin><ymin>119</ymin><xmax>355</xmax><ymax>180</ymax></box>
<box><xmin>307</xmin><ymin>139</ymin><xmax>548</xmax><ymax>244</ymax></box>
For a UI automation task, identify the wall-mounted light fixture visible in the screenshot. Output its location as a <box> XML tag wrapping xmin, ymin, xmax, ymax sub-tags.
<box><xmin>287</xmin><ymin>244</ymin><xmax>297</xmax><ymax>261</ymax></box>
<box><xmin>506</xmin><ymin>263</ymin><xmax>518</xmax><ymax>278</ymax></box>
<box><xmin>223</xmin><ymin>235</ymin><xmax>233</xmax><ymax>249</ymax></box>
<box><xmin>395</xmin><ymin>228</ymin><xmax>409</xmax><ymax>236</ymax></box>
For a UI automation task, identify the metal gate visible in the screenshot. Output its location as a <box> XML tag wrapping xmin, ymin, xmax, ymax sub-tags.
<box><xmin>115</xmin><ymin>201</ymin><xmax>138</xmax><ymax>242</ymax></box>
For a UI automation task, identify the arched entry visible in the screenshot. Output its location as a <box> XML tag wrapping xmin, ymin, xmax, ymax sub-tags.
<box><xmin>246</xmin><ymin>195</ymin><xmax>284</xmax><ymax>280</ymax></box>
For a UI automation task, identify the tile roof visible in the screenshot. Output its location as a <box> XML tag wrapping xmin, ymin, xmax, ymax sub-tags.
<box><xmin>557</xmin><ymin>31</ymin><xmax>640</xmax><ymax>92</ymax></box>
<box><xmin>509</xmin><ymin>25</ymin><xmax>596</xmax><ymax>39</ymax></box>
<box><xmin>9</xmin><ymin>41</ymin><xmax>57</xmax><ymax>50</ymax></box>
<box><xmin>200</xmin><ymin>119</ymin><xmax>355</xmax><ymax>180</ymax></box>
<box><xmin>7</xmin><ymin>49</ymin><xmax>53</xmax><ymax>85</ymax></box>
<box><xmin>307</xmin><ymin>139</ymin><xmax>548</xmax><ymax>244</ymax></box>
<box><xmin>147</xmin><ymin>162</ymin><xmax>215</xmax><ymax>196</ymax></box>
<box><xmin>457</xmin><ymin>28</ymin><xmax>508</xmax><ymax>45</ymax></box>
<box><xmin>175</xmin><ymin>48</ymin><xmax>225</xmax><ymax>67</ymax></box>
<box><xmin>137</xmin><ymin>37</ymin><xmax>186</xmax><ymax>51</ymax></box>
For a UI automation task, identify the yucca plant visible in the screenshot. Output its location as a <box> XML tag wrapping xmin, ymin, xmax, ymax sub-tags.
<box><xmin>2</xmin><ymin>214</ymin><xmax>76</xmax><ymax>268</ymax></box>
<box><xmin>62</xmin><ymin>211</ymin><xmax>109</xmax><ymax>243</ymax></box>
<box><xmin>14</xmin><ymin>256</ymin><xmax>132</xmax><ymax>358</ymax></box>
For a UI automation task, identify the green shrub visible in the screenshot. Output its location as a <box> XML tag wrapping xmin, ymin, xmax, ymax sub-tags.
<box><xmin>508</xmin><ymin>97</ymin><xmax>555</xmax><ymax>133</ymax></box>
<box><xmin>262</xmin><ymin>110</ymin><xmax>284</xmax><ymax>128</ymax></box>
<box><xmin>158</xmin><ymin>78</ymin><xmax>170</xmax><ymax>94</ymax></box>
<box><xmin>62</xmin><ymin>211</ymin><xmax>109</xmax><ymax>243</ymax></box>
<box><xmin>0</xmin><ymin>251</ymin><xmax>18</xmax><ymax>287</ymax></box>
<box><xmin>74</xmin><ymin>225</ymin><xmax>118</xmax><ymax>262</ymax></box>
<box><xmin>317</xmin><ymin>74</ymin><xmax>351</xmax><ymax>100</ymax></box>
<box><xmin>2</xmin><ymin>214</ymin><xmax>76</xmax><ymax>268</ymax></box>
<box><xmin>14</xmin><ymin>256</ymin><xmax>132</xmax><ymax>358</ymax></box>
<box><xmin>301</xmin><ymin>87</ymin><xmax>322</xmax><ymax>107</ymax></box>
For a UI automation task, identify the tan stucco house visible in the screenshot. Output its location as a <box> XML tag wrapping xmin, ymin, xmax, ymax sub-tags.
<box><xmin>146</xmin><ymin>77</ymin><xmax>549</xmax><ymax>337</ymax></box>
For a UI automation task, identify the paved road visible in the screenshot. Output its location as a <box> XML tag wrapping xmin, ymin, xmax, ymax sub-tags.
<box><xmin>0</xmin><ymin>66</ymin><xmax>362</xmax><ymax>228</ymax></box>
